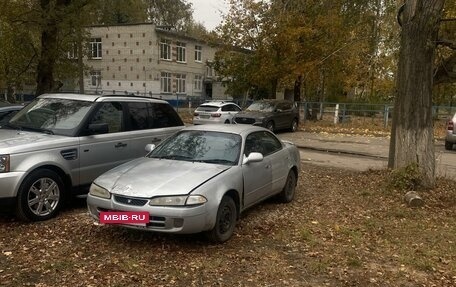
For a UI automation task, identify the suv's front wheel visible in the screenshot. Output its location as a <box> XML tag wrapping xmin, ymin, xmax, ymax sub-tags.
<box><xmin>16</xmin><ymin>169</ymin><xmax>65</xmax><ymax>221</ymax></box>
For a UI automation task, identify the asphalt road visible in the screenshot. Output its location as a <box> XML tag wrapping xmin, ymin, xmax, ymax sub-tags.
<box><xmin>278</xmin><ymin>131</ymin><xmax>456</xmax><ymax>180</ymax></box>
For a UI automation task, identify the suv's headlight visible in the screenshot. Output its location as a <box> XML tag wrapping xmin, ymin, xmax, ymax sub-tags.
<box><xmin>89</xmin><ymin>183</ymin><xmax>111</xmax><ymax>199</ymax></box>
<box><xmin>149</xmin><ymin>195</ymin><xmax>207</xmax><ymax>206</ymax></box>
<box><xmin>0</xmin><ymin>155</ymin><xmax>10</xmax><ymax>173</ymax></box>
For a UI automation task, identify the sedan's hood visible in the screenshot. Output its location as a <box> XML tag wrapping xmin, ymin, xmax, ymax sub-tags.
<box><xmin>95</xmin><ymin>158</ymin><xmax>231</xmax><ymax>198</ymax></box>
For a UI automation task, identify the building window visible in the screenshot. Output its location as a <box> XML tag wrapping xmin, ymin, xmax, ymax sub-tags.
<box><xmin>160</xmin><ymin>39</ymin><xmax>171</xmax><ymax>60</ymax></box>
<box><xmin>194</xmin><ymin>75</ymin><xmax>202</xmax><ymax>91</ymax></box>
<box><xmin>176</xmin><ymin>73</ymin><xmax>186</xmax><ymax>93</ymax></box>
<box><xmin>195</xmin><ymin>45</ymin><xmax>202</xmax><ymax>62</ymax></box>
<box><xmin>160</xmin><ymin>72</ymin><xmax>172</xmax><ymax>93</ymax></box>
<box><xmin>176</xmin><ymin>42</ymin><xmax>186</xmax><ymax>63</ymax></box>
<box><xmin>89</xmin><ymin>38</ymin><xmax>102</xmax><ymax>59</ymax></box>
<box><xmin>90</xmin><ymin>71</ymin><xmax>101</xmax><ymax>86</ymax></box>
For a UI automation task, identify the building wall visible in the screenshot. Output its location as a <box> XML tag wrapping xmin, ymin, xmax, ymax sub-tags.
<box><xmin>84</xmin><ymin>23</ymin><xmax>226</xmax><ymax>100</ymax></box>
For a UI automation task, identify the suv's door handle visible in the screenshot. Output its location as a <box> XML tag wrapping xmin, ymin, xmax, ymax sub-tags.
<box><xmin>151</xmin><ymin>137</ymin><xmax>161</xmax><ymax>143</ymax></box>
<box><xmin>115</xmin><ymin>142</ymin><xmax>127</xmax><ymax>148</ymax></box>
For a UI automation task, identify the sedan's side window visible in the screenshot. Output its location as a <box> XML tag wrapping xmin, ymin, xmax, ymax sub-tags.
<box><xmin>90</xmin><ymin>102</ymin><xmax>124</xmax><ymax>133</ymax></box>
<box><xmin>245</xmin><ymin>131</ymin><xmax>282</xmax><ymax>156</ymax></box>
<box><xmin>260</xmin><ymin>132</ymin><xmax>283</xmax><ymax>155</ymax></box>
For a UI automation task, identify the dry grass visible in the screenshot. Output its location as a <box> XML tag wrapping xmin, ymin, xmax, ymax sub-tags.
<box><xmin>1</xmin><ymin>164</ymin><xmax>455</xmax><ymax>286</ymax></box>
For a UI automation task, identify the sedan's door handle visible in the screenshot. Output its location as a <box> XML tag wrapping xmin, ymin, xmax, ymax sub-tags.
<box><xmin>115</xmin><ymin>142</ymin><xmax>127</xmax><ymax>148</ymax></box>
<box><xmin>151</xmin><ymin>137</ymin><xmax>161</xmax><ymax>143</ymax></box>
<box><xmin>265</xmin><ymin>164</ymin><xmax>271</xmax><ymax>169</ymax></box>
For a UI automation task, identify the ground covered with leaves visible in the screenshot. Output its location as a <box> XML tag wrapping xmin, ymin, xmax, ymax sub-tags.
<box><xmin>1</xmin><ymin>164</ymin><xmax>455</xmax><ymax>287</ymax></box>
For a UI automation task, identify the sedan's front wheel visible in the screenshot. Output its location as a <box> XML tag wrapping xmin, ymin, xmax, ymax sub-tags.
<box><xmin>206</xmin><ymin>196</ymin><xmax>237</xmax><ymax>243</ymax></box>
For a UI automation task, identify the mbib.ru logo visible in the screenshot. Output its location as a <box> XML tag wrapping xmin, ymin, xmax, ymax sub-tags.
<box><xmin>100</xmin><ymin>211</ymin><xmax>149</xmax><ymax>224</ymax></box>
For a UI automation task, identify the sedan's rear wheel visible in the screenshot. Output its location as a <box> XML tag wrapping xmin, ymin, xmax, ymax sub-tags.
<box><xmin>445</xmin><ymin>141</ymin><xmax>453</xmax><ymax>150</ymax></box>
<box><xmin>16</xmin><ymin>169</ymin><xmax>64</xmax><ymax>221</ymax></box>
<box><xmin>206</xmin><ymin>196</ymin><xmax>237</xmax><ymax>243</ymax></box>
<box><xmin>278</xmin><ymin>170</ymin><xmax>297</xmax><ymax>203</ymax></box>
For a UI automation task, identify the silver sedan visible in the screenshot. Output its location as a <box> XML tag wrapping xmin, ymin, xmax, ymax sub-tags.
<box><xmin>87</xmin><ymin>125</ymin><xmax>300</xmax><ymax>242</ymax></box>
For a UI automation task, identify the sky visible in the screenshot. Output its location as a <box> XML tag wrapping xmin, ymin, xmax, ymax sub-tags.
<box><xmin>189</xmin><ymin>0</ymin><xmax>229</xmax><ymax>31</ymax></box>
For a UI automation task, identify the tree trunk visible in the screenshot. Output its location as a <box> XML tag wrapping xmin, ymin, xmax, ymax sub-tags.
<box><xmin>389</xmin><ymin>0</ymin><xmax>445</xmax><ymax>188</ymax></box>
<box><xmin>293</xmin><ymin>75</ymin><xmax>302</xmax><ymax>102</ymax></box>
<box><xmin>35</xmin><ymin>0</ymin><xmax>69</xmax><ymax>96</ymax></box>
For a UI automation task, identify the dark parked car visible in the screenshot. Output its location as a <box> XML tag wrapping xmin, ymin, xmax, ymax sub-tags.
<box><xmin>0</xmin><ymin>102</ymin><xmax>23</xmax><ymax>126</ymax></box>
<box><xmin>234</xmin><ymin>100</ymin><xmax>299</xmax><ymax>132</ymax></box>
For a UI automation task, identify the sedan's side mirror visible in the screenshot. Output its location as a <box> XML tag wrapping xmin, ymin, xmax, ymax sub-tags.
<box><xmin>145</xmin><ymin>144</ymin><xmax>156</xmax><ymax>152</ymax></box>
<box><xmin>242</xmin><ymin>152</ymin><xmax>263</xmax><ymax>164</ymax></box>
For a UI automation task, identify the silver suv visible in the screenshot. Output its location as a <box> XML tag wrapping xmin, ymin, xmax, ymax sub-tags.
<box><xmin>0</xmin><ymin>93</ymin><xmax>184</xmax><ymax>221</ymax></box>
<box><xmin>445</xmin><ymin>113</ymin><xmax>456</xmax><ymax>150</ymax></box>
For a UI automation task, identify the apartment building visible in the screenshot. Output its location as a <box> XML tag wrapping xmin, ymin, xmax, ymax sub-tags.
<box><xmin>84</xmin><ymin>23</ymin><xmax>228</xmax><ymax>101</ymax></box>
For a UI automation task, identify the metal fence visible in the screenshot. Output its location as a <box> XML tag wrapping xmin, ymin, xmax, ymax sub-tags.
<box><xmin>297</xmin><ymin>102</ymin><xmax>456</xmax><ymax>128</ymax></box>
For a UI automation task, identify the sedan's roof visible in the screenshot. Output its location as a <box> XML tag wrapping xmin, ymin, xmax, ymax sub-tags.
<box><xmin>185</xmin><ymin>124</ymin><xmax>268</xmax><ymax>135</ymax></box>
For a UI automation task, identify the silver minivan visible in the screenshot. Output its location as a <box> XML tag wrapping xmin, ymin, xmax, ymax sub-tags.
<box><xmin>0</xmin><ymin>93</ymin><xmax>184</xmax><ymax>221</ymax></box>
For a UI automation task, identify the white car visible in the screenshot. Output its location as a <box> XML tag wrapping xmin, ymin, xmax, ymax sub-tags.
<box><xmin>193</xmin><ymin>101</ymin><xmax>241</xmax><ymax>125</ymax></box>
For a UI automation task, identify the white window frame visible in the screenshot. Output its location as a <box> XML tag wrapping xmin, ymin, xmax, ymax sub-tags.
<box><xmin>176</xmin><ymin>42</ymin><xmax>186</xmax><ymax>63</ymax></box>
<box><xmin>176</xmin><ymin>73</ymin><xmax>186</xmax><ymax>94</ymax></box>
<box><xmin>89</xmin><ymin>38</ymin><xmax>102</xmax><ymax>59</ymax></box>
<box><xmin>90</xmin><ymin>71</ymin><xmax>101</xmax><ymax>86</ymax></box>
<box><xmin>194</xmin><ymin>74</ymin><xmax>202</xmax><ymax>91</ymax></box>
<box><xmin>160</xmin><ymin>39</ymin><xmax>171</xmax><ymax>60</ymax></box>
<box><xmin>195</xmin><ymin>45</ymin><xmax>202</xmax><ymax>62</ymax></box>
<box><xmin>160</xmin><ymin>72</ymin><xmax>172</xmax><ymax>93</ymax></box>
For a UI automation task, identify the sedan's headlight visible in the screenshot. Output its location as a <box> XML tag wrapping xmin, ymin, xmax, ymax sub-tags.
<box><xmin>0</xmin><ymin>155</ymin><xmax>10</xmax><ymax>173</ymax></box>
<box><xmin>149</xmin><ymin>195</ymin><xmax>207</xmax><ymax>206</ymax></box>
<box><xmin>89</xmin><ymin>183</ymin><xmax>111</xmax><ymax>199</ymax></box>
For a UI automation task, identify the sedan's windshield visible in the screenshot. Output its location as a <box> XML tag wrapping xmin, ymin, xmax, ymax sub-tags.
<box><xmin>149</xmin><ymin>130</ymin><xmax>242</xmax><ymax>166</ymax></box>
<box><xmin>246</xmin><ymin>101</ymin><xmax>275</xmax><ymax>112</ymax></box>
<box><xmin>8</xmin><ymin>98</ymin><xmax>94</xmax><ymax>136</ymax></box>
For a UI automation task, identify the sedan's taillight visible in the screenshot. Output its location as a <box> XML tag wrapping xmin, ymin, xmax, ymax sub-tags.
<box><xmin>211</xmin><ymin>113</ymin><xmax>221</xmax><ymax>117</ymax></box>
<box><xmin>448</xmin><ymin>120</ymin><xmax>454</xmax><ymax>131</ymax></box>
<box><xmin>194</xmin><ymin>112</ymin><xmax>199</xmax><ymax>116</ymax></box>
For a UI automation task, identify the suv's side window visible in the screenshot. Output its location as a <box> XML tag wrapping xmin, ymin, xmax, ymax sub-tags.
<box><xmin>127</xmin><ymin>102</ymin><xmax>149</xmax><ymax>130</ymax></box>
<box><xmin>150</xmin><ymin>103</ymin><xmax>183</xmax><ymax>128</ymax></box>
<box><xmin>90</xmin><ymin>102</ymin><xmax>124</xmax><ymax>133</ymax></box>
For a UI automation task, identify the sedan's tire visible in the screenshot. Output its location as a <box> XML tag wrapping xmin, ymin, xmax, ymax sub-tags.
<box><xmin>16</xmin><ymin>169</ymin><xmax>65</xmax><ymax>221</ymax></box>
<box><xmin>290</xmin><ymin>119</ymin><xmax>298</xmax><ymax>132</ymax></box>
<box><xmin>278</xmin><ymin>170</ymin><xmax>297</xmax><ymax>203</ymax></box>
<box><xmin>206</xmin><ymin>196</ymin><xmax>237</xmax><ymax>243</ymax></box>
<box><xmin>266</xmin><ymin>121</ymin><xmax>275</xmax><ymax>132</ymax></box>
<box><xmin>224</xmin><ymin>119</ymin><xmax>230</xmax><ymax>124</ymax></box>
<box><xmin>445</xmin><ymin>141</ymin><xmax>453</xmax><ymax>151</ymax></box>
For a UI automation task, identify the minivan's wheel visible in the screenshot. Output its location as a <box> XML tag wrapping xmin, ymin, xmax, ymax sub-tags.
<box><xmin>266</xmin><ymin>121</ymin><xmax>275</xmax><ymax>132</ymax></box>
<box><xmin>206</xmin><ymin>196</ymin><xmax>237</xmax><ymax>243</ymax></box>
<box><xmin>445</xmin><ymin>141</ymin><xmax>453</xmax><ymax>151</ymax></box>
<box><xmin>16</xmin><ymin>169</ymin><xmax>65</xmax><ymax>221</ymax></box>
<box><xmin>278</xmin><ymin>170</ymin><xmax>297</xmax><ymax>203</ymax></box>
<box><xmin>290</xmin><ymin>119</ymin><xmax>298</xmax><ymax>132</ymax></box>
<box><xmin>224</xmin><ymin>119</ymin><xmax>230</xmax><ymax>124</ymax></box>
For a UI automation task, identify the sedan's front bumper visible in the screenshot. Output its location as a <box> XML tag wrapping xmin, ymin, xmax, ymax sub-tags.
<box><xmin>87</xmin><ymin>194</ymin><xmax>212</xmax><ymax>234</ymax></box>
